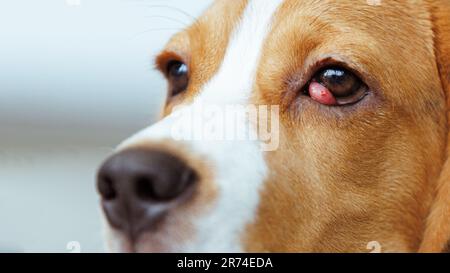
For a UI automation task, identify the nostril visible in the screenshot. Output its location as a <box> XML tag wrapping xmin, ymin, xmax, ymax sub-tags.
<box><xmin>179</xmin><ymin>169</ymin><xmax>198</xmax><ymax>194</ymax></box>
<box><xmin>97</xmin><ymin>175</ymin><xmax>117</xmax><ymax>201</ymax></box>
<box><xmin>134</xmin><ymin>168</ymin><xmax>198</xmax><ymax>202</ymax></box>
<box><xmin>134</xmin><ymin>174</ymin><xmax>182</xmax><ymax>202</ymax></box>
<box><xmin>135</xmin><ymin>175</ymin><xmax>157</xmax><ymax>201</ymax></box>
<box><xmin>156</xmin><ymin>168</ymin><xmax>198</xmax><ymax>201</ymax></box>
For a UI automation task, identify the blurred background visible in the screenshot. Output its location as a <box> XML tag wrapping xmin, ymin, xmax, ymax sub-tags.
<box><xmin>0</xmin><ymin>0</ymin><xmax>212</xmax><ymax>252</ymax></box>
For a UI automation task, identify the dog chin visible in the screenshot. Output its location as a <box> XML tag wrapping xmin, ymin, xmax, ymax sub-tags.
<box><xmin>105</xmin><ymin>229</ymin><xmax>181</xmax><ymax>253</ymax></box>
<box><xmin>104</xmin><ymin>226</ymin><xmax>244</xmax><ymax>253</ymax></box>
<box><xmin>101</xmin><ymin>209</ymin><xmax>195</xmax><ymax>253</ymax></box>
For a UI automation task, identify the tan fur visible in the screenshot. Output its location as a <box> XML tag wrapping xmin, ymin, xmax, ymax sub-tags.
<box><xmin>155</xmin><ymin>0</ymin><xmax>248</xmax><ymax>116</ymax></box>
<box><xmin>154</xmin><ymin>0</ymin><xmax>450</xmax><ymax>252</ymax></box>
<box><xmin>420</xmin><ymin>0</ymin><xmax>450</xmax><ymax>253</ymax></box>
<box><xmin>241</xmin><ymin>0</ymin><xmax>448</xmax><ymax>252</ymax></box>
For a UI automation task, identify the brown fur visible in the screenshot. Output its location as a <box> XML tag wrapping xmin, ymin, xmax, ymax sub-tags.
<box><xmin>155</xmin><ymin>0</ymin><xmax>450</xmax><ymax>252</ymax></box>
<box><xmin>243</xmin><ymin>0</ymin><xmax>448</xmax><ymax>252</ymax></box>
<box><xmin>419</xmin><ymin>0</ymin><xmax>450</xmax><ymax>253</ymax></box>
<box><xmin>156</xmin><ymin>0</ymin><xmax>248</xmax><ymax>116</ymax></box>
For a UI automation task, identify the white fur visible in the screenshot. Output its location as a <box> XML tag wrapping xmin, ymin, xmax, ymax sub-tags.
<box><xmin>111</xmin><ymin>0</ymin><xmax>284</xmax><ymax>252</ymax></box>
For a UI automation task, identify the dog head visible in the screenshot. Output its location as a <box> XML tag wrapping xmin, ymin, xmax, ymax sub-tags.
<box><xmin>97</xmin><ymin>0</ymin><xmax>450</xmax><ymax>252</ymax></box>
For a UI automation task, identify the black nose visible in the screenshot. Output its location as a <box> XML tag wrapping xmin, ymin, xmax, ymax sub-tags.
<box><xmin>97</xmin><ymin>148</ymin><xmax>198</xmax><ymax>240</ymax></box>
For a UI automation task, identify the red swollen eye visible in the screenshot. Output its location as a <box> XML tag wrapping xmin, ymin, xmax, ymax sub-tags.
<box><xmin>305</xmin><ymin>67</ymin><xmax>368</xmax><ymax>106</ymax></box>
<box><xmin>309</xmin><ymin>82</ymin><xmax>337</xmax><ymax>106</ymax></box>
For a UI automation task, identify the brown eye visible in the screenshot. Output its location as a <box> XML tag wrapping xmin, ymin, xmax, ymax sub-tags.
<box><xmin>167</xmin><ymin>60</ymin><xmax>188</xmax><ymax>97</ymax></box>
<box><xmin>307</xmin><ymin>67</ymin><xmax>368</xmax><ymax>106</ymax></box>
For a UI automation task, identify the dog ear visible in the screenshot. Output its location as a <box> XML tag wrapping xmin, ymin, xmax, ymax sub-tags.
<box><xmin>420</xmin><ymin>0</ymin><xmax>450</xmax><ymax>253</ymax></box>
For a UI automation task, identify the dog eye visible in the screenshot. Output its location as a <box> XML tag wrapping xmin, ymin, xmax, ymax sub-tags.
<box><xmin>167</xmin><ymin>60</ymin><xmax>189</xmax><ymax>97</ymax></box>
<box><xmin>306</xmin><ymin>67</ymin><xmax>368</xmax><ymax>106</ymax></box>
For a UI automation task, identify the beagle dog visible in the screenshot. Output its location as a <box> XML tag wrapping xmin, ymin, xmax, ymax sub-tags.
<box><xmin>97</xmin><ymin>0</ymin><xmax>450</xmax><ymax>253</ymax></box>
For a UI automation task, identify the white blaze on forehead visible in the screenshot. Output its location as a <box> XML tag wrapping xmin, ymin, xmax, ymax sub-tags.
<box><xmin>188</xmin><ymin>0</ymin><xmax>285</xmax><ymax>252</ymax></box>
<box><xmin>116</xmin><ymin>0</ymin><xmax>284</xmax><ymax>253</ymax></box>
<box><xmin>197</xmin><ymin>0</ymin><xmax>284</xmax><ymax>105</ymax></box>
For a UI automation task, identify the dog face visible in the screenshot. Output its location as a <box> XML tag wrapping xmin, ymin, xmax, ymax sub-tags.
<box><xmin>97</xmin><ymin>0</ymin><xmax>450</xmax><ymax>252</ymax></box>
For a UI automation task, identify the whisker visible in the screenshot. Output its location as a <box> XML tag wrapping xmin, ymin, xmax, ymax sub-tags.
<box><xmin>137</xmin><ymin>4</ymin><xmax>198</xmax><ymax>23</ymax></box>
<box><xmin>132</xmin><ymin>27</ymin><xmax>186</xmax><ymax>38</ymax></box>
<box><xmin>143</xmin><ymin>15</ymin><xmax>190</xmax><ymax>28</ymax></box>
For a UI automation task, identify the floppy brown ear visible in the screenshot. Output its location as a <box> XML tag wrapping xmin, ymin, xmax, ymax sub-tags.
<box><xmin>420</xmin><ymin>0</ymin><xmax>450</xmax><ymax>253</ymax></box>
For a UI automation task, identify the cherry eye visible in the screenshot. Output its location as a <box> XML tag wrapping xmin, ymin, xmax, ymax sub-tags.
<box><xmin>307</xmin><ymin>67</ymin><xmax>368</xmax><ymax>106</ymax></box>
<box><xmin>166</xmin><ymin>60</ymin><xmax>189</xmax><ymax>97</ymax></box>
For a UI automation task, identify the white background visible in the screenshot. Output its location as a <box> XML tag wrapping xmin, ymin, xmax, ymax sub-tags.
<box><xmin>0</xmin><ymin>0</ymin><xmax>213</xmax><ymax>252</ymax></box>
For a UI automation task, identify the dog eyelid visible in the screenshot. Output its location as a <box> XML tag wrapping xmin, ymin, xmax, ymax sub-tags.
<box><xmin>166</xmin><ymin>60</ymin><xmax>189</xmax><ymax>97</ymax></box>
<box><xmin>304</xmin><ymin>66</ymin><xmax>368</xmax><ymax>106</ymax></box>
